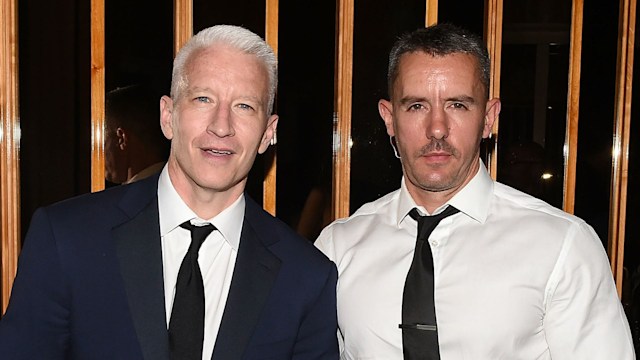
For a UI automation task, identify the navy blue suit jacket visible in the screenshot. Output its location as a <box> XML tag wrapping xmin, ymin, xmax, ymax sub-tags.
<box><xmin>0</xmin><ymin>175</ymin><xmax>339</xmax><ymax>359</ymax></box>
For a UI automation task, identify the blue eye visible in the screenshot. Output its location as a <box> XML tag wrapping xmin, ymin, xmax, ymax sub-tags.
<box><xmin>195</xmin><ymin>96</ymin><xmax>210</xmax><ymax>103</ymax></box>
<box><xmin>237</xmin><ymin>103</ymin><xmax>255</xmax><ymax>111</ymax></box>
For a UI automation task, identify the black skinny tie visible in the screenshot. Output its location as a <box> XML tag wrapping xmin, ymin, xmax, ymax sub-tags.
<box><xmin>400</xmin><ymin>206</ymin><xmax>459</xmax><ymax>360</ymax></box>
<box><xmin>168</xmin><ymin>221</ymin><xmax>216</xmax><ymax>360</ymax></box>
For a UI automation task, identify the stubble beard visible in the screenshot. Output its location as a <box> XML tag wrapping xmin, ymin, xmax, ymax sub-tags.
<box><xmin>405</xmin><ymin>138</ymin><xmax>462</xmax><ymax>193</ymax></box>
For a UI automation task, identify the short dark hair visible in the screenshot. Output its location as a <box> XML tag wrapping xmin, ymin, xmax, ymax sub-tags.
<box><xmin>106</xmin><ymin>84</ymin><xmax>169</xmax><ymax>158</ymax></box>
<box><xmin>387</xmin><ymin>23</ymin><xmax>490</xmax><ymax>98</ymax></box>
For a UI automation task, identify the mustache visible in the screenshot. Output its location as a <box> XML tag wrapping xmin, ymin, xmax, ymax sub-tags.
<box><xmin>418</xmin><ymin>138</ymin><xmax>457</xmax><ymax>156</ymax></box>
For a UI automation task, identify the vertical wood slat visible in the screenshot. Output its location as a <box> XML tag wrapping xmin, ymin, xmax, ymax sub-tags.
<box><xmin>563</xmin><ymin>0</ymin><xmax>584</xmax><ymax>215</ymax></box>
<box><xmin>484</xmin><ymin>0</ymin><xmax>503</xmax><ymax>179</ymax></box>
<box><xmin>0</xmin><ymin>0</ymin><xmax>20</xmax><ymax>314</ymax></box>
<box><xmin>426</xmin><ymin>0</ymin><xmax>437</xmax><ymax>26</ymax></box>
<box><xmin>90</xmin><ymin>0</ymin><xmax>106</xmax><ymax>193</ymax></box>
<box><xmin>609</xmin><ymin>0</ymin><xmax>636</xmax><ymax>296</ymax></box>
<box><xmin>263</xmin><ymin>0</ymin><xmax>278</xmax><ymax>216</ymax></box>
<box><xmin>174</xmin><ymin>0</ymin><xmax>193</xmax><ymax>55</ymax></box>
<box><xmin>333</xmin><ymin>0</ymin><xmax>354</xmax><ymax>220</ymax></box>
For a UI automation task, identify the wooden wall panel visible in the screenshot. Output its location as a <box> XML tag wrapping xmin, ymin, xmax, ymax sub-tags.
<box><xmin>263</xmin><ymin>0</ymin><xmax>278</xmax><ymax>216</ymax></box>
<box><xmin>563</xmin><ymin>0</ymin><xmax>584</xmax><ymax>214</ymax></box>
<box><xmin>174</xmin><ymin>0</ymin><xmax>192</xmax><ymax>55</ymax></box>
<box><xmin>0</xmin><ymin>0</ymin><xmax>20</xmax><ymax>313</ymax></box>
<box><xmin>609</xmin><ymin>0</ymin><xmax>636</xmax><ymax>295</ymax></box>
<box><xmin>91</xmin><ymin>0</ymin><xmax>105</xmax><ymax>193</ymax></box>
<box><xmin>426</xmin><ymin>0</ymin><xmax>437</xmax><ymax>26</ymax></box>
<box><xmin>333</xmin><ymin>0</ymin><xmax>354</xmax><ymax>220</ymax></box>
<box><xmin>484</xmin><ymin>0</ymin><xmax>503</xmax><ymax>179</ymax></box>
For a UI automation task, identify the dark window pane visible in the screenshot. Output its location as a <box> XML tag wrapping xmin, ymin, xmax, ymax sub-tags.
<box><xmin>575</xmin><ymin>1</ymin><xmax>619</xmax><ymax>245</ymax></box>
<box><xmin>193</xmin><ymin>0</ymin><xmax>265</xmax><ymax>36</ymax></box>
<box><xmin>497</xmin><ymin>0</ymin><xmax>571</xmax><ymax>208</ymax></box>
<box><xmin>105</xmin><ymin>0</ymin><xmax>173</xmax><ymax>188</ymax></box>
<box><xmin>19</xmin><ymin>0</ymin><xmax>92</xmax><ymax>240</ymax></box>
<box><xmin>276</xmin><ymin>0</ymin><xmax>336</xmax><ymax>240</ymax></box>
<box><xmin>106</xmin><ymin>0</ymin><xmax>173</xmax><ymax>94</ymax></box>
<box><xmin>439</xmin><ymin>0</ymin><xmax>484</xmax><ymax>36</ymax></box>
<box><xmin>350</xmin><ymin>0</ymin><xmax>425</xmax><ymax>214</ymax></box>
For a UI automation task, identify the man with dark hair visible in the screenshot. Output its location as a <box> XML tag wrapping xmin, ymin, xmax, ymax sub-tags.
<box><xmin>105</xmin><ymin>84</ymin><xmax>169</xmax><ymax>185</ymax></box>
<box><xmin>316</xmin><ymin>23</ymin><xmax>634</xmax><ymax>359</ymax></box>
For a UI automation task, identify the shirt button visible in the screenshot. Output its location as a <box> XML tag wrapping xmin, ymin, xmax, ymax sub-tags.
<box><xmin>430</xmin><ymin>240</ymin><xmax>439</xmax><ymax>246</ymax></box>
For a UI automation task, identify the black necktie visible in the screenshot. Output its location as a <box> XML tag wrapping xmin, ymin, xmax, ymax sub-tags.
<box><xmin>168</xmin><ymin>221</ymin><xmax>216</xmax><ymax>360</ymax></box>
<box><xmin>400</xmin><ymin>205</ymin><xmax>459</xmax><ymax>360</ymax></box>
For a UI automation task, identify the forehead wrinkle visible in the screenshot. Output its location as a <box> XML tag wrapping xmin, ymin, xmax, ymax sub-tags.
<box><xmin>184</xmin><ymin>86</ymin><xmax>210</xmax><ymax>95</ymax></box>
<box><xmin>184</xmin><ymin>85</ymin><xmax>264</xmax><ymax>105</ymax></box>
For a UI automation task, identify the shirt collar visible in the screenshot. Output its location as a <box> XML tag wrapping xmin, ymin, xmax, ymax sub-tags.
<box><xmin>395</xmin><ymin>159</ymin><xmax>494</xmax><ymax>227</ymax></box>
<box><xmin>396</xmin><ymin>178</ymin><xmax>419</xmax><ymax>228</ymax></box>
<box><xmin>448</xmin><ymin>160</ymin><xmax>493</xmax><ymax>224</ymax></box>
<box><xmin>157</xmin><ymin>166</ymin><xmax>244</xmax><ymax>250</ymax></box>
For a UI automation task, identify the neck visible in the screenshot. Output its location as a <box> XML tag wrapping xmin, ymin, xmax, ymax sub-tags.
<box><xmin>167</xmin><ymin>161</ymin><xmax>245</xmax><ymax>219</ymax></box>
<box><xmin>408</xmin><ymin>188</ymin><xmax>456</xmax><ymax>214</ymax></box>
<box><xmin>179</xmin><ymin>182</ymin><xmax>244</xmax><ymax>220</ymax></box>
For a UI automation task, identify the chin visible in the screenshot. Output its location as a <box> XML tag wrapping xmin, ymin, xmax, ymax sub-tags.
<box><xmin>416</xmin><ymin>175</ymin><xmax>456</xmax><ymax>192</ymax></box>
<box><xmin>201</xmin><ymin>175</ymin><xmax>244</xmax><ymax>192</ymax></box>
<box><xmin>197</xmin><ymin>178</ymin><xmax>232</xmax><ymax>191</ymax></box>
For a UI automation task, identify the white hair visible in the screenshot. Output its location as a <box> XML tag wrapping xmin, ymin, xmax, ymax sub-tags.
<box><xmin>170</xmin><ymin>24</ymin><xmax>278</xmax><ymax>114</ymax></box>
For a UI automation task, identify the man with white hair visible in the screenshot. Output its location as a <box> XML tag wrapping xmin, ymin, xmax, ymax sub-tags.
<box><xmin>0</xmin><ymin>25</ymin><xmax>339</xmax><ymax>360</ymax></box>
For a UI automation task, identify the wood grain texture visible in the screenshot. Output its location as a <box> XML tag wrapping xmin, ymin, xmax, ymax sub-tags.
<box><xmin>1</xmin><ymin>0</ymin><xmax>20</xmax><ymax>314</ymax></box>
<box><xmin>91</xmin><ymin>0</ymin><xmax>105</xmax><ymax>193</ymax></box>
<box><xmin>333</xmin><ymin>0</ymin><xmax>354</xmax><ymax>220</ymax></box>
<box><xmin>263</xmin><ymin>0</ymin><xmax>278</xmax><ymax>216</ymax></box>
<box><xmin>484</xmin><ymin>0</ymin><xmax>502</xmax><ymax>180</ymax></box>
<box><xmin>174</xmin><ymin>0</ymin><xmax>193</xmax><ymax>55</ymax></box>
<box><xmin>609</xmin><ymin>0</ymin><xmax>635</xmax><ymax>296</ymax></box>
<box><xmin>563</xmin><ymin>0</ymin><xmax>584</xmax><ymax>215</ymax></box>
<box><xmin>426</xmin><ymin>0</ymin><xmax>437</xmax><ymax>26</ymax></box>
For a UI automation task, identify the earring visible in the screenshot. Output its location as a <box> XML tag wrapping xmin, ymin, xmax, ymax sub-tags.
<box><xmin>270</xmin><ymin>130</ymin><xmax>277</xmax><ymax>146</ymax></box>
<box><xmin>390</xmin><ymin>136</ymin><xmax>400</xmax><ymax>159</ymax></box>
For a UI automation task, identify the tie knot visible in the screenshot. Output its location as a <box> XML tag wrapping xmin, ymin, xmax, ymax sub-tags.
<box><xmin>409</xmin><ymin>205</ymin><xmax>459</xmax><ymax>221</ymax></box>
<box><xmin>409</xmin><ymin>206</ymin><xmax>459</xmax><ymax>242</ymax></box>
<box><xmin>180</xmin><ymin>221</ymin><xmax>216</xmax><ymax>249</ymax></box>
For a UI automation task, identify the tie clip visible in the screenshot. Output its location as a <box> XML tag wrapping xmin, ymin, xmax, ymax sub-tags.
<box><xmin>398</xmin><ymin>324</ymin><xmax>437</xmax><ymax>331</ymax></box>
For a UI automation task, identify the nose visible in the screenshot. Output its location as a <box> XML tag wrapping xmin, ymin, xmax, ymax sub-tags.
<box><xmin>425</xmin><ymin>106</ymin><xmax>449</xmax><ymax>140</ymax></box>
<box><xmin>207</xmin><ymin>104</ymin><xmax>235</xmax><ymax>137</ymax></box>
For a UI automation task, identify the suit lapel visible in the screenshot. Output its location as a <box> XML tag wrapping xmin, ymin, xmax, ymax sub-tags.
<box><xmin>113</xmin><ymin>180</ymin><xmax>170</xmax><ymax>360</ymax></box>
<box><xmin>212</xmin><ymin>207</ymin><xmax>281</xmax><ymax>359</ymax></box>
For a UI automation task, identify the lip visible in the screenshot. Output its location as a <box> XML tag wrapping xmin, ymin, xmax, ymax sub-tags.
<box><xmin>421</xmin><ymin>152</ymin><xmax>452</xmax><ymax>163</ymax></box>
<box><xmin>201</xmin><ymin>147</ymin><xmax>235</xmax><ymax>156</ymax></box>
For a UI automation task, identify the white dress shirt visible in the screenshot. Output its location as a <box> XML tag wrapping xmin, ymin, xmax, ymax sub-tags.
<box><xmin>158</xmin><ymin>166</ymin><xmax>241</xmax><ymax>360</ymax></box>
<box><xmin>316</xmin><ymin>162</ymin><xmax>635</xmax><ymax>359</ymax></box>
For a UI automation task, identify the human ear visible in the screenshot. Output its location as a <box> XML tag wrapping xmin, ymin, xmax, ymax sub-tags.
<box><xmin>159</xmin><ymin>96</ymin><xmax>174</xmax><ymax>140</ymax></box>
<box><xmin>116</xmin><ymin>127</ymin><xmax>127</xmax><ymax>150</ymax></box>
<box><xmin>482</xmin><ymin>98</ymin><xmax>501</xmax><ymax>138</ymax></box>
<box><xmin>378</xmin><ymin>99</ymin><xmax>395</xmax><ymax>137</ymax></box>
<box><xmin>258</xmin><ymin>114</ymin><xmax>279</xmax><ymax>154</ymax></box>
